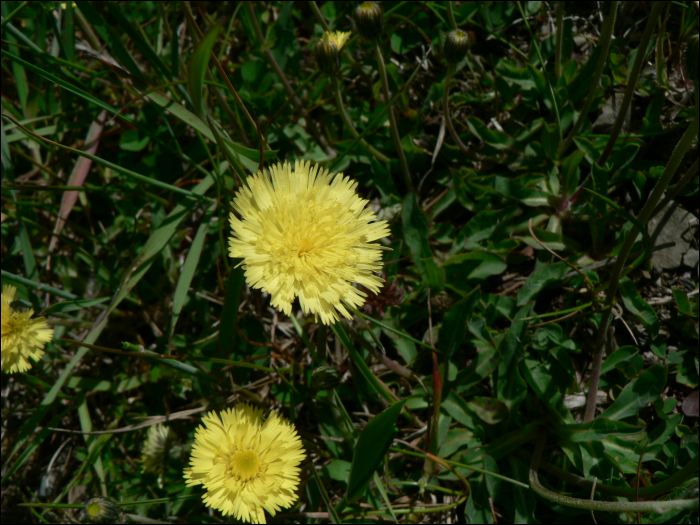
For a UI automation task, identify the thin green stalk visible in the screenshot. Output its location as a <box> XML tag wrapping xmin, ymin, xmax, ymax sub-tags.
<box><xmin>373</xmin><ymin>43</ymin><xmax>414</xmax><ymax>194</ymax></box>
<box><xmin>533</xmin><ymin>451</ymin><xmax>699</xmax><ymax>499</ymax></box>
<box><xmin>308</xmin><ymin>1</ymin><xmax>330</xmax><ymax>31</ymax></box>
<box><xmin>597</xmin><ymin>2</ymin><xmax>663</xmax><ymax>166</ymax></box>
<box><xmin>331</xmin><ymin>77</ymin><xmax>390</xmax><ymax>163</ymax></box>
<box><xmin>529</xmin><ymin>434</ymin><xmax>699</xmax><ymax>512</ymax></box>
<box><xmin>583</xmin><ymin>114</ymin><xmax>699</xmax><ymax>422</ymax></box>
<box><xmin>447</xmin><ymin>2</ymin><xmax>457</xmax><ymax>30</ymax></box>
<box><xmin>554</xmin><ymin>2</ymin><xmax>563</xmax><ymax>79</ymax></box>
<box><xmin>443</xmin><ymin>65</ymin><xmax>469</xmax><ymax>152</ymax></box>
<box><xmin>651</xmin><ymin>158</ymin><xmax>699</xmax><ymax>219</ymax></box>
<box><xmin>331</xmin><ymin>322</ymin><xmax>398</xmax><ymax>405</ymax></box>
<box><xmin>559</xmin><ymin>1</ymin><xmax>618</xmax><ymax>157</ymax></box>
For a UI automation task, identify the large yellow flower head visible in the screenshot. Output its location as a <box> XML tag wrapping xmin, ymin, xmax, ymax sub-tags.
<box><xmin>1</xmin><ymin>285</ymin><xmax>53</xmax><ymax>374</ymax></box>
<box><xmin>229</xmin><ymin>160</ymin><xmax>390</xmax><ymax>325</ymax></box>
<box><xmin>184</xmin><ymin>403</ymin><xmax>306</xmax><ymax>524</ymax></box>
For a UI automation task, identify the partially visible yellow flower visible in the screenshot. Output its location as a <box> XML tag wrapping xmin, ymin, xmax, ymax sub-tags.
<box><xmin>1</xmin><ymin>285</ymin><xmax>53</xmax><ymax>374</ymax></box>
<box><xmin>184</xmin><ymin>403</ymin><xmax>306</xmax><ymax>524</ymax></box>
<box><xmin>315</xmin><ymin>31</ymin><xmax>352</xmax><ymax>76</ymax></box>
<box><xmin>229</xmin><ymin>160</ymin><xmax>390</xmax><ymax>325</ymax></box>
<box><xmin>323</xmin><ymin>30</ymin><xmax>351</xmax><ymax>52</ymax></box>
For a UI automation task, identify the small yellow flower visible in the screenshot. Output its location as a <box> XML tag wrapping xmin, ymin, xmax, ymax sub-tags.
<box><xmin>229</xmin><ymin>160</ymin><xmax>390</xmax><ymax>325</ymax></box>
<box><xmin>184</xmin><ymin>403</ymin><xmax>306</xmax><ymax>524</ymax></box>
<box><xmin>323</xmin><ymin>30</ymin><xmax>351</xmax><ymax>52</ymax></box>
<box><xmin>315</xmin><ymin>31</ymin><xmax>352</xmax><ymax>76</ymax></box>
<box><xmin>1</xmin><ymin>285</ymin><xmax>53</xmax><ymax>374</ymax></box>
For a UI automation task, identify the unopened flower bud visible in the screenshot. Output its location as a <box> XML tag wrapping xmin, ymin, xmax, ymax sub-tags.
<box><xmin>686</xmin><ymin>34</ymin><xmax>699</xmax><ymax>85</ymax></box>
<box><xmin>84</xmin><ymin>497</ymin><xmax>120</xmax><ymax>524</ymax></box>
<box><xmin>354</xmin><ymin>2</ymin><xmax>383</xmax><ymax>42</ymax></box>
<box><xmin>311</xmin><ymin>365</ymin><xmax>341</xmax><ymax>391</ymax></box>
<box><xmin>315</xmin><ymin>31</ymin><xmax>351</xmax><ymax>76</ymax></box>
<box><xmin>444</xmin><ymin>29</ymin><xmax>470</xmax><ymax>65</ymax></box>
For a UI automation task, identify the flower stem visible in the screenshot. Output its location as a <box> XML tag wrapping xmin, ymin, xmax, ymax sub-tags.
<box><xmin>554</xmin><ymin>2</ymin><xmax>563</xmax><ymax>79</ymax></box>
<box><xmin>331</xmin><ymin>77</ymin><xmax>391</xmax><ymax>163</ymax></box>
<box><xmin>583</xmin><ymin>114</ymin><xmax>699</xmax><ymax>423</ymax></box>
<box><xmin>443</xmin><ymin>64</ymin><xmax>469</xmax><ymax>152</ymax></box>
<box><xmin>446</xmin><ymin>1</ymin><xmax>457</xmax><ymax>30</ymax></box>
<box><xmin>529</xmin><ymin>432</ymin><xmax>699</xmax><ymax>512</ymax></box>
<box><xmin>373</xmin><ymin>43</ymin><xmax>414</xmax><ymax>194</ymax></box>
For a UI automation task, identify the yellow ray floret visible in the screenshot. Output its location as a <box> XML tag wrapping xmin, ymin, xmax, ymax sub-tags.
<box><xmin>323</xmin><ymin>30</ymin><xmax>351</xmax><ymax>51</ymax></box>
<box><xmin>229</xmin><ymin>160</ymin><xmax>390</xmax><ymax>325</ymax></box>
<box><xmin>184</xmin><ymin>403</ymin><xmax>306</xmax><ymax>524</ymax></box>
<box><xmin>1</xmin><ymin>285</ymin><xmax>53</xmax><ymax>374</ymax></box>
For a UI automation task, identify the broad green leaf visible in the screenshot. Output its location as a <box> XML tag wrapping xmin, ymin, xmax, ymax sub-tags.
<box><xmin>618</xmin><ymin>276</ymin><xmax>659</xmax><ymax>337</ymax></box>
<box><xmin>466</xmin><ymin>396</ymin><xmax>509</xmax><ymax>425</ymax></box>
<box><xmin>673</xmin><ymin>289</ymin><xmax>696</xmax><ymax>318</ymax></box>
<box><xmin>465</xmin><ymin>117</ymin><xmax>515</xmax><ymax>150</ymax></box>
<box><xmin>444</xmin><ymin>251</ymin><xmax>507</xmax><ymax>284</ymax></box>
<box><xmin>221</xmin><ymin>135</ymin><xmax>278</xmax><ymax>163</ymax></box>
<box><xmin>520</xmin><ymin>357</ymin><xmax>575</xmax><ymax>423</ymax></box>
<box><xmin>600</xmin><ymin>345</ymin><xmax>642</xmax><ymax>376</ymax></box>
<box><xmin>454</xmin><ymin>206</ymin><xmax>520</xmax><ymax>251</ymax></box>
<box><xmin>347</xmin><ymin>399</ymin><xmax>407</xmax><ymax>503</ymax></box>
<box><xmin>517</xmin><ymin>262</ymin><xmax>568</xmax><ymax>305</ymax></box>
<box><xmin>515</xmin><ymin>227</ymin><xmax>581</xmax><ymax>252</ymax></box>
<box><xmin>454</xmin><ymin>345</ymin><xmax>500</xmax><ymax>394</ymax></box>
<box><xmin>438</xmin><ymin>291</ymin><xmax>479</xmax><ymax>360</ymax></box>
<box><xmin>553</xmin><ymin>418</ymin><xmax>643</xmax><ymax>442</ymax></box>
<box><xmin>600</xmin><ymin>365</ymin><xmax>667</xmax><ymax>421</ymax></box>
<box><xmin>442</xmin><ymin>391</ymin><xmax>473</xmax><ymax>428</ymax></box>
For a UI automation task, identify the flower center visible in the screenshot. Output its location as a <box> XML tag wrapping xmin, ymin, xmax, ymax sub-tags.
<box><xmin>230</xmin><ymin>449</ymin><xmax>261</xmax><ymax>481</ymax></box>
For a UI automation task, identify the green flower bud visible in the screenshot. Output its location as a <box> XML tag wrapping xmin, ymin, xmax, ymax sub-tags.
<box><xmin>353</xmin><ymin>2</ymin><xmax>383</xmax><ymax>42</ymax></box>
<box><xmin>444</xmin><ymin>29</ymin><xmax>470</xmax><ymax>65</ymax></box>
<box><xmin>686</xmin><ymin>34</ymin><xmax>699</xmax><ymax>86</ymax></box>
<box><xmin>315</xmin><ymin>31</ymin><xmax>352</xmax><ymax>76</ymax></box>
<box><xmin>84</xmin><ymin>497</ymin><xmax>120</xmax><ymax>524</ymax></box>
<box><xmin>311</xmin><ymin>364</ymin><xmax>341</xmax><ymax>391</ymax></box>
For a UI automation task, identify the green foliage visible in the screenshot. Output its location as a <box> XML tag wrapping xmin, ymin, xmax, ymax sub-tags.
<box><xmin>1</xmin><ymin>1</ymin><xmax>698</xmax><ymax>524</ymax></box>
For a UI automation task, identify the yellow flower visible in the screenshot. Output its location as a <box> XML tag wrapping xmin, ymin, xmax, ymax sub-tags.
<box><xmin>229</xmin><ymin>160</ymin><xmax>390</xmax><ymax>325</ymax></box>
<box><xmin>1</xmin><ymin>285</ymin><xmax>53</xmax><ymax>374</ymax></box>
<box><xmin>323</xmin><ymin>30</ymin><xmax>351</xmax><ymax>52</ymax></box>
<box><xmin>315</xmin><ymin>31</ymin><xmax>352</xmax><ymax>76</ymax></box>
<box><xmin>184</xmin><ymin>403</ymin><xmax>306</xmax><ymax>524</ymax></box>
